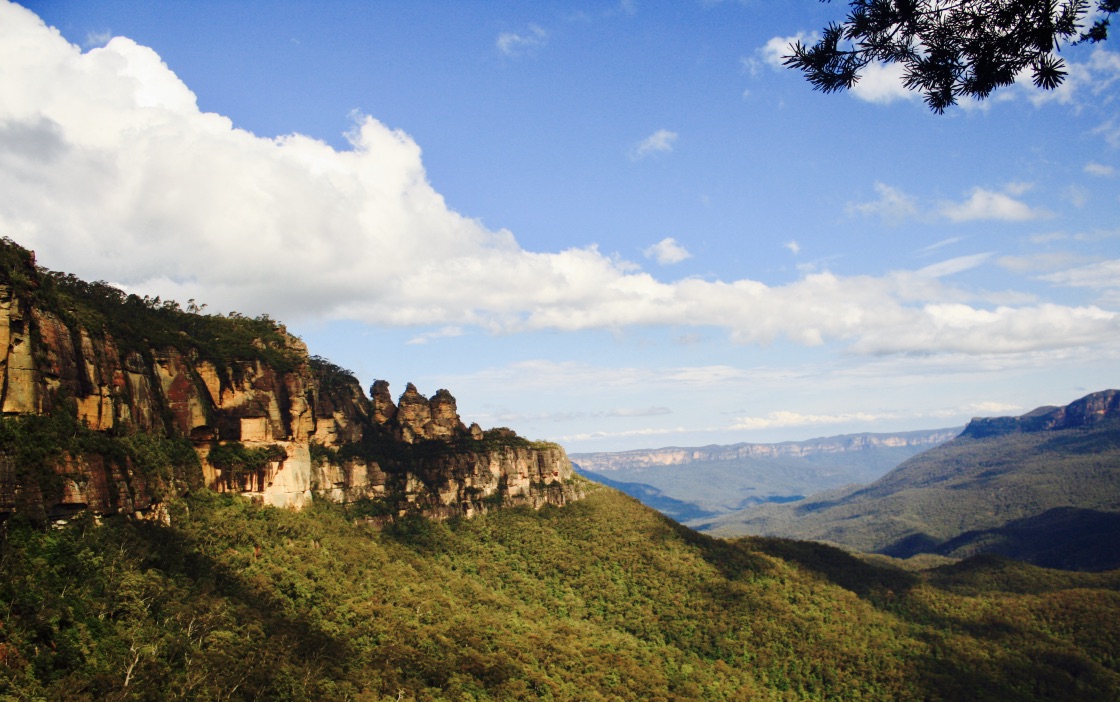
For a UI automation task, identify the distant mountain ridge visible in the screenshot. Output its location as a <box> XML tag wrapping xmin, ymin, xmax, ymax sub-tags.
<box><xmin>571</xmin><ymin>428</ymin><xmax>960</xmax><ymax>472</ymax></box>
<box><xmin>571</xmin><ymin>428</ymin><xmax>959</xmax><ymax>522</ymax></box>
<box><xmin>704</xmin><ymin>390</ymin><xmax>1120</xmax><ymax>571</ymax></box>
<box><xmin>962</xmin><ymin>388</ymin><xmax>1120</xmax><ymax>438</ymax></box>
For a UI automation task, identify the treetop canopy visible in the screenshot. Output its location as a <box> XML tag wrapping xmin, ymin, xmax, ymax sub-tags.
<box><xmin>786</xmin><ymin>0</ymin><xmax>1120</xmax><ymax>112</ymax></box>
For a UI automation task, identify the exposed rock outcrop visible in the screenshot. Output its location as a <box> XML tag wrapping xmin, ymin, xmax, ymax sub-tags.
<box><xmin>0</xmin><ymin>239</ymin><xmax>583</xmax><ymax>523</ymax></box>
<box><xmin>962</xmin><ymin>390</ymin><xmax>1120</xmax><ymax>439</ymax></box>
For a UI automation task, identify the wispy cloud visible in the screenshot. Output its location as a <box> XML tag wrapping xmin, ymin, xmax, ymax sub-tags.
<box><xmin>1064</xmin><ymin>184</ymin><xmax>1089</xmax><ymax>207</ymax></box>
<box><xmin>938</xmin><ymin>186</ymin><xmax>1050</xmax><ymax>222</ymax></box>
<box><xmin>457</xmin><ymin>361</ymin><xmax>752</xmax><ymax>392</ymax></box>
<box><xmin>963</xmin><ymin>401</ymin><xmax>1022</xmax><ymax>415</ymax></box>
<box><xmin>1041</xmin><ymin>259</ymin><xmax>1120</xmax><ymax>289</ymax></box>
<box><xmin>997</xmin><ymin>252</ymin><xmax>1089</xmax><ymax>274</ymax></box>
<box><xmin>407</xmin><ymin>326</ymin><xmax>464</xmax><ymax>345</ymax></box>
<box><xmin>731</xmin><ymin>409</ymin><xmax>894</xmax><ymax>430</ymax></box>
<box><xmin>609</xmin><ymin>406</ymin><xmax>671</xmax><ymax>417</ymax></box>
<box><xmin>846</xmin><ymin>182</ymin><xmax>919</xmax><ymax>223</ymax></box>
<box><xmin>920</xmin><ymin>237</ymin><xmax>963</xmax><ymax>253</ymax></box>
<box><xmin>83</xmin><ymin>29</ymin><xmax>111</xmax><ymax>48</ymax></box>
<box><xmin>497</xmin><ymin>24</ymin><xmax>547</xmax><ymax>56</ymax></box>
<box><xmin>851</xmin><ymin>182</ymin><xmax>1049</xmax><ymax>223</ymax></box>
<box><xmin>1085</xmin><ymin>162</ymin><xmax>1116</xmax><ymax>177</ymax></box>
<box><xmin>1092</xmin><ymin>118</ymin><xmax>1120</xmax><ymax>148</ymax></box>
<box><xmin>631</xmin><ymin>128</ymin><xmax>678</xmax><ymax>159</ymax></box>
<box><xmin>555</xmin><ymin>425</ymin><xmax>703</xmax><ymax>443</ymax></box>
<box><xmin>784</xmin><ymin>240</ymin><xmax>800</xmax><ymax>255</ymax></box>
<box><xmin>481</xmin><ymin>405</ymin><xmax>671</xmax><ymax>425</ymax></box>
<box><xmin>915</xmin><ymin>253</ymin><xmax>992</xmax><ymax>279</ymax></box>
<box><xmin>644</xmin><ymin>237</ymin><xmax>691</xmax><ymax>265</ymax></box>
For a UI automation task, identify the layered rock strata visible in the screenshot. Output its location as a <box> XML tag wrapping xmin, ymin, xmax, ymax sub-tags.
<box><xmin>961</xmin><ymin>389</ymin><xmax>1120</xmax><ymax>438</ymax></box>
<box><xmin>0</xmin><ymin>241</ymin><xmax>582</xmax><ymax>522</ymax></box>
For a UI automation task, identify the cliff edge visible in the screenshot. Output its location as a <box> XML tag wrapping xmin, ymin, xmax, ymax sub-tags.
<box><xmin>0</xmin><ymin>238</ymin><xmax>583</xmax><ymax>523</ymax></box>
<box><xmin>961</xmin><ymin>389</ymin><xmax>1120</xmax><ymax>439</ymax></box>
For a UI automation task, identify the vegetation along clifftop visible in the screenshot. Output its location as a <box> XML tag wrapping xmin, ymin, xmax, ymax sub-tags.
<box><xmin>0</xmin><ymin>237</ymin><xmax>583</xmax><ymax>525</ymax></box>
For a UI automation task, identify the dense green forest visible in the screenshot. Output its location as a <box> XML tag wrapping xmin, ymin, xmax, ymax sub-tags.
<box><xmin>2</xmin><ymin>484</ymin><xmax>1119</xmax><ymax>701</ymax></box>
<box><xmin>703</xmin><ymin>414</ymin><xmax>1120</xmax><ymax>570</ymax></box>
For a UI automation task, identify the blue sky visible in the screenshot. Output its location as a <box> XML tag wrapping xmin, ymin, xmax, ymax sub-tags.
<box><xmin>4</xmin><ymin>1</ymin><xmax>1119</xmax><ymax>451</ymax></box>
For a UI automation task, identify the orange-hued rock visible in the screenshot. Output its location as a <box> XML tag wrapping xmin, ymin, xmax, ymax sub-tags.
<box><xmin>0</xmin><ymin>240</ymin><xmax>583</xmax><ymax>522</ymax></box>
<box><xmin>370</xmin><ymin>379</ymin><xmax>396</xmax><ymax>424</ymax></box>
<box><xmin>0</xmin><ymin>287</ymin><xmax>41</xmax><ymax>415</ymax></box>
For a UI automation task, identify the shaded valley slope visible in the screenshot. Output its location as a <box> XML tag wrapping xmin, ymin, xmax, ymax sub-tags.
<box><xmin>705</xmin><ymin>390</ymin><xmax>1120</xmax><ymax>571</ymax></box>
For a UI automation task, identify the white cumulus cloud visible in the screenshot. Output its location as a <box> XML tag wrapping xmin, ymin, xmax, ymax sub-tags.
<box><xmin>1</xmin><ymin>1</ymin><xmax>1116</xmax><ymax>361</ymax></box>
<box><xmin>938</xmin><ymin>187</ymin><xmax>1049</xmax><ymax>222</ymax></box>
<box><xmin>758</xmin><ymin>32</ymin><xmax>914</xmax><ymax>106</ymax></box>
<box><xmin>849</xmin><ymin>61</ymin><xmax>917</xmax><ymax>104</ymax></box>
<box><xmin>644</xmin><ymin>237</ymin><xmax>691</xmax><ymax>265</ymax></box>
<box><xmin>757</xmin><ymin>33</ymin><xmax>814</xmax><ymax>70</ymax></box>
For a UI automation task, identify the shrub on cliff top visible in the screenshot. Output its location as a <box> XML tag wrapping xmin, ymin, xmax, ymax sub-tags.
<box><xmin>207</xmin><ymin>442</ymin><xmax>286</xmax><ymax>477</ymax></box>
<box><xmin>0</xmin><ymin>237</ymin><xmax>303</xmax><ymax>376</ymax></box>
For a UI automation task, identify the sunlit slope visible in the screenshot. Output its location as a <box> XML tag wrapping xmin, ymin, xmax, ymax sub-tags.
<box><xmin>3</xmin><ymin>484</ymin><xmax>1120</xmax><ymax>700</ymax></box>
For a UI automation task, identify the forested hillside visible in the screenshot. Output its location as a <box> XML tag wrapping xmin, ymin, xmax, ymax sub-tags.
<box><xmin>2</xmin><ymin>486</ymin><xmax>1120</xmax><ymax>700</ymax></box>
<box><xmin>704</xmin><ymin>391</ymin><xmax>1120</xmax><ymax>571</ymax></box>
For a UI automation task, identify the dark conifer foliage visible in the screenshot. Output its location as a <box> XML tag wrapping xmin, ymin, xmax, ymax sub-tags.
<box><xmin>786</xmin><ymin>0</ymin><xmax>1120</xmax><ymax>112</ymax></box>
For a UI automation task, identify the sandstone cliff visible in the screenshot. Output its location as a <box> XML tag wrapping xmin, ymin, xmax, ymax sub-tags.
<box><xmin>961</xmin><ymin>389</ymin><xmax>1120</xmax><ymax>439</ymax></box>
<box><xmin>0</xmin><ymin>239</ymin><xmax>582</xmax><ymax>523</ymax></box>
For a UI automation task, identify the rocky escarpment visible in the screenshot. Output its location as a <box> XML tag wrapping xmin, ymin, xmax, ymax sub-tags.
<box><xmin>961</xmin><ymin>390</ymin><xmax>1120</xmax><ymax>439</ymax></box>
<box><xmin>0</xmin><ymin>239</ymin><xmax>582</xmax><ymax>523</ymax></box>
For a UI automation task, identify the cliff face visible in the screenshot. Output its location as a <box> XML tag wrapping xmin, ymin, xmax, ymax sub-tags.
<box><xmin>0</xmin><ymin>241</ymin><xmax>582</xmax><ymax>522</ymax></box>
<box><xmin>962</xmin><ymin>390</ymin><xmax>1120</xmax><ymax>439</ymax></box>
<box><xmin>570</xmin><ymin>429</ymin><xmax>961</xmax><ymax>473</ymax></box>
